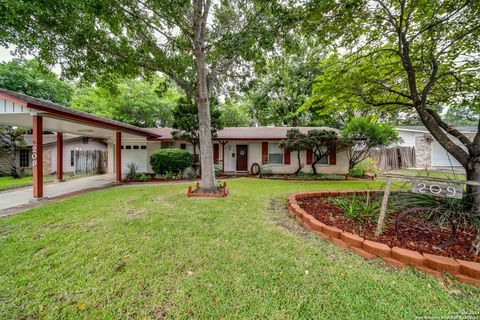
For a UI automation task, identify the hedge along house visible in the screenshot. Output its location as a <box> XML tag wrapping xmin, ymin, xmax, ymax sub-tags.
<box><xmin>121</xmin><ymin>127</ymin><xmax>350</xmax><ymax>175</ymax></box>
<box><xmin>0</xmin><ymin>88</ymin><xmax>161</xmax><ymax>200</ymax></box>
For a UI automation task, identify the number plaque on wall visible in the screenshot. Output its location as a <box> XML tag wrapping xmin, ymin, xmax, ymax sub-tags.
<box><xmin>412</xmin><ymin>182</ymin><xmax>463</xmax><ymax>199</ymax></box>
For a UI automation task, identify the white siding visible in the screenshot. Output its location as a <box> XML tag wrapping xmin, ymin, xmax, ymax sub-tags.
<box><xmin>51</xmin><ymin>138</ymin><xmax>108</xmax><ymax>173</ymax></box>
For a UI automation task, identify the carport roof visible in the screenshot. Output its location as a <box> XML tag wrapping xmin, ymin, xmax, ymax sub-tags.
<box><xmin>0</xmin><ymin>88</ymin><xmax>160</xmax><ymax>139</ymax></box>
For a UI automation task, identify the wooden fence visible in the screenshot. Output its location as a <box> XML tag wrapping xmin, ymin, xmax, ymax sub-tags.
<box><xmin>74</xmin><ymin>150</ymin><xmax>108</xmax><ymax>175</ymax></box>
<box><xmin>369</xmin><ymin>146</ymin><xmax>415</xmax><ymax>171</ymax></box>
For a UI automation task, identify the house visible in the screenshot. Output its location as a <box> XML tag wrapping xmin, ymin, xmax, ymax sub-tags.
<box><xmin>396</xmin><ymin>126</ymin><xmax>476</xmax><ymax>169</ymax></box>
<box><xmin>0</xmin><ymin>134</ymin><xmax>107</xmax><ymax>176</ymax></box>
<box><xmin>108</xmin><ymin>127</ymin><xmax>350</xmax><ymax>175</ymax></box>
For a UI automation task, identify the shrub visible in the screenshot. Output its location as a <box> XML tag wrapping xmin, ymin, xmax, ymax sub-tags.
<box><xmin>214</xmin><ymin>164</ymin><xmax>222</xmax><ymax>176</ymax></box>
<box><xmin>260</xmin><ymin>165</ymin><xmax>272</xmax><ymax>175</ymax></box>
<box><xmin>150</xmin><ymin>148</ymin><xmax>192</xmax><ymax>174</ymax></box>
<box><xmin>139</xmin><ymin>173</ymin><xmax>151</xmax><ymax>182</ymax></box>
<box><xmin>349</xmin><ymin>158</ymin><xmax>379</xmax><ymax>177</ymax></box>
<box><xmin>182</xmin><ymin>167</ymin><xmax>197</xmax><ymax>180</ymax></box>
<box><xmin>125</xmin><ymin>162</ymin><xmax>140</xmax><ymax>181</ymax></box>
<box><xmin>332</xmin><ymin>193</ymin><xmax>380</xmax><ymax>223</ymax></box>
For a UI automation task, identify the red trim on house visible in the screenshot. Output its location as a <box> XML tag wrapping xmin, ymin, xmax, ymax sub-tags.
<box><xmin>115</xmin><ymin>132</ymin><xmax>122</xmax><ymax>183</ymax></box>
<box><xmin>213</xmin><ymin>143</ymin><xmax>219</xmax><ymax>164</ymax></box>
<box><xmin>262</xmin><ymin>142</ymin><xmax>268</xmax><ymax>164</ymax></box>
<box><xmin>284</xmin><ymin>150</ymin><xmax>291</xmax><ymax>165</ymax></box>
<box><xmin>306</xmin><ymin>149</ymin><xmax>313</xmax><ymax>165</ymax></box>
<box><xmin>32</xmin><ymin>115</ymin><xmax>43</xmax><ymax>198</ymax></box>
<box><xmin>329</xmin><ymin>142</ymin><xmax>337</xmax><ymax>165</ymax></box>
<box><xmin>0</xmin><ymin>93</ymin><xmax>28</xmax><ymax>107</ymax></box>
<box><xmin>56</xmin><ymin>133</ymin><xmax>63</xmax><ymax>182</ymax></box>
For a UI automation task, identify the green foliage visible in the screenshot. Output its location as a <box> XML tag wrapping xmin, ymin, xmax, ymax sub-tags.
<box><xmin>124</xmin><ymin>163</ymin><xmax>140</xmax><ymax>182</ymax></box>
<box><xmin>279</xmin><ymin>129</ymin><xmax>310</xmax><ymax>173</ymax></box>
<box><xmin>181</xmin><ymin>167</ymin><xmax>197</xmax><ymax>180</ymax></box>
<box><xmin>150</xmin><ymin>149</ymin><xmax>192</xmax><ymax>175</ymax></box>
<box><xmin>332</xmin><ymin>193</ymin><xmax>380</xmax><ymax>223</ymax></box>
<box><xmin>291</xmin><ymin>172</ymin><xmax>345</xmax><ymax>180</ymax></box>
<box><xmin>171</xmin><ymin>97</ymin><xmax>223</xmax><ymax>145</ymax></box>
<box><xmin>71</xmin><ymin>76</ymin><xmax>180</xmax><ymax>128</ymax></box>
<box><xmin>219</xmin><ymin>99</ymin><xmax>253</xmax><ymax>127</ymax></box>
<box><xmin>138</xmin><ymin>173</ymin><xmax>151</xmax><ymax>183</ymax></box>
<box><xmin>349</xmin><ymin>159</ymin><xmax>379</xmax><ymax>177</ymax></box>
<box><xmin>214</xmin><ymin>165</ymin><xmax>222</xmax><ymax>177</ymax></box>
<box><xmin>0</xmin><ymin>59</ymin><xmax>73</xmax><ymax>105</ymax></box>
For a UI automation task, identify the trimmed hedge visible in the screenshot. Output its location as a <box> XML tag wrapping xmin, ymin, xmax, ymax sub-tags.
<box><xmin>150</xmin><ymin>148</ymin><xmax>192</xmax><ymax>174</ymax></box>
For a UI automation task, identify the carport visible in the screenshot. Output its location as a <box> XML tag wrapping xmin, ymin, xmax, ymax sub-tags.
<box><xmin>0</xmin><ymin>88</ymin><xmax>160</xmax><ymax>201</ymax></box>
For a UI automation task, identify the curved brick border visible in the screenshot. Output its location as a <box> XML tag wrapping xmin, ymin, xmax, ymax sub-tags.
<box><xmin>287</xmin><ymin>191</ymin><xmax>480</xmax><ymax>287</ymax></box>
<box><xmin>186</xmin><ymin>182</ymin><xmax>228</xmax><ymax>197</ymax></box>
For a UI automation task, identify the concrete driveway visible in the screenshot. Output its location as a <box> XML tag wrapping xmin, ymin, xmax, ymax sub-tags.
<box><xmin>0</xmin><ymin>174</ymin><xmax>115</xmax><ymax>213</ymax></box>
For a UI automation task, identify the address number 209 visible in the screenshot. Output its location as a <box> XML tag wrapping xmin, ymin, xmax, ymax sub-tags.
<box><xmin>412</xmin><ymin>182</ymin><xmax>463</xmax><ymax>199</ymax></box>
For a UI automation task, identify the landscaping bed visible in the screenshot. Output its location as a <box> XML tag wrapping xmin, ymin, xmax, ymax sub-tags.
<box><xmin>299</xmin><ymin>196</ymin><xmax>479</xmax><ymax>262</ymax></box>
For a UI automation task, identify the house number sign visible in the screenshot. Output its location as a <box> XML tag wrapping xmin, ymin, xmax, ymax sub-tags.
<box><xmin>411</xmin><ymin>182</ymin><xmax>463</xmax><ymax>199</ymax></box>
<box><xmin>32</xmin><ymin>146</ymin><xmax>37</xmax><ymax>167</ymax></box>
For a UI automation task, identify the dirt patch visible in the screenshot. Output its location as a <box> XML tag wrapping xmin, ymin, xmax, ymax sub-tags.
<box><xmin>299</xmin><ymin>197</ymin><xmax>479</xmax><ymax>262</ymax></box>
<box><xmin>125</xmin><ymin>208</ymin><xmax>147</xmax><ymax>218</ymax></box>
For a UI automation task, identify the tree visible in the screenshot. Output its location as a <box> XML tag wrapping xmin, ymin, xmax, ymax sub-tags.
<box><xmin>341</xmin><ymin>117</ymin><xmax>400</xmax><ymax>170</ymax></box>
<box><xmin>0</xmin><ymin>0</ymin><xmax>294</xmax><ymax>192</ymax></box>
<box><xmin>71</xmin><ymin>76</ymin><xmax>180</xmax><ymax>128</ymax></box>
<box><xmin>219</xmin><ymin>99</ymin><xmax>253</xmax><ymax>127</ymax></box>
<box><xmin>279</xmin><ymin>129</ymin><xmax>309</xmax><ymax>174</ymax></box>
<box><xmin>304</xmin><ymin>0</ymin><xmax>480</xmax><ymax>212</ymax></box>
<box><xmin>304</xmin><ymin>129</ymin><xmax>350</xmax><ymax>175</ymax></box>
<box><xmin>171</xmin><ymin>97</ymin><xmax>222</xmax><ymax>164</ymax></box>
<box><xmin>0</xmin><ymin>126</ymin><xmax>28</xmax><ymax>178</ymax></box>
<box><xmin>0</xmin><ymin>59</ymin><xmax>73</xmax><ymax>105</ymax></box>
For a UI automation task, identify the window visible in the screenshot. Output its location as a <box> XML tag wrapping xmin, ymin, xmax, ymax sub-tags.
<box><xmin>314</xmin><ymin>146</ymin><xmax>329</xmax><ymax>165</ymax></box>
<box><xmin>140</xmin><ymin>145</ymin><xmax>147</xmax><ymax>150</ymax></box>
<box><xmin>19</xmin><ymin>149</ymin><xmax>29</xmax><ymax>167</ymax></box>
<box><xmin>82</xmin><ymin>137</ymin><xmax>89</xmax><ymax>144</ymax></box>
<box><xmin>268</xmin><ymin>143</ymin><xmax>283</xmax><ymax>164</ymax></box>
<box><xmin>133</xmin><ymin>145</ymin><xmax>139</xmax><ymax>150</ymax></box>
<box><xmin>70</xmin><ymin>150</ymin><xmax>75</xmax><ymax>166</ymax></box>
<box><xmin>126</xmin><ymin>145</ymin><xmax>132</xmax><ymax>150</ymax></box>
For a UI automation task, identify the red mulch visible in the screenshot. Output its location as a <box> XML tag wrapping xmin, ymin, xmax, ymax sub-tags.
<box><xmin>298</xmin><ymin>197</ymin><xmax>480</xmax><ymax>262</ymax></box>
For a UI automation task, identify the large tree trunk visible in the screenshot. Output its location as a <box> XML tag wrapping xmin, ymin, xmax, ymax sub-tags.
<box><xmin>9</xmin><ymin>143</ymin><xmax>19</xmax><ymax>179</ymax></box>
<box><xmin>465</xmin><ymin>159</ymin><xmax>480</xmax><ymax>217</ymax></box>
<box><xmin>295</xmin><ymin>151</ymin><xmax>302</xmax><ymax>174</ymax></box>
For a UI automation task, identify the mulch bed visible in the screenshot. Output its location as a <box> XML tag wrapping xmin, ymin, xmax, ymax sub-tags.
<box><xmin>298</xmin><ymin>197</ymin><xmax>480</xmax><ymax>262</ymax></box>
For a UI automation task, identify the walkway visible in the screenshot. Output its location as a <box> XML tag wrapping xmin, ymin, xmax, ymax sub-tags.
<box><xmin>0</xmin><ymin>174</ymin><xmax>115</xmax><ymax>216</ymax></box>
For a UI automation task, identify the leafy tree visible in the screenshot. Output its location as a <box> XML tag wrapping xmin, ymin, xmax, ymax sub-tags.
<box><xmin>304</xmin><ymin>0</ymin><xmax>480</xmax><ymax>212</ymax></box>
<box><xmin>71</xmin><ymin>77</ymin><xmax>179</xmax><ymax>128</ymax></box>
<box><xmin>219</xmin><ymin>99</ymin><xmax>252</xmax><ymax>127</ymax></box>
<box><xmin>304</xmin><ymin>129</ymin><xmax>350</xmax><ymax>175</ymax></box>
<box><xmin>444</xmin><ymin>106</ymin><xmax>478</xmax><ymax>126</ymax></box>
<box><xmin>341</xmin><ymin>117</ymin><xmax>400</xmax><ymax>170</ymax></box>
<box><xmin>0</xmin><ymin>0</ymin><xmax>294</xmax><ymax>192</ymax></box>
<box><xmin>279</xmin><ymin>129</ymin><xmax>309</xmax><ymax>174</ymax></box>
<box><xmin>0</xmin><ymin>59</ymin><xmax>73</xmax><ymax>105</ymax></box>
<box><xmin>171</xmin><ymin>97</ymin><xmax>222</xmax><ymax>162</ymax></box>
<box><xmin>0</xmin><ymin>126</ymin><xmax>28</xmax><ymax>178</ymax></box>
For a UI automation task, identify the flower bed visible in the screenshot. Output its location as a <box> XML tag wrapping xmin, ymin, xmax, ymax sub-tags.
<box><xmin>287</xmin><ymin>191</ymin><xmax>480</xmax><ymax>286</ymax></box>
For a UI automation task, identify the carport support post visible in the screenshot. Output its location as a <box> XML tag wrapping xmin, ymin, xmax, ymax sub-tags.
<box><xmin>56</xmin><ymin>132</ymin><xmax>64</xmax><ymax>182</ymax></box>
<box><xmin>32</xmin><ymin>115</ymin><xmax>44</xmax><ymax>199</ymax></box>
<box><xmin>115</xmin><ymin>132</ymin><xmax>122</xmax><ymax>183</ymax></box>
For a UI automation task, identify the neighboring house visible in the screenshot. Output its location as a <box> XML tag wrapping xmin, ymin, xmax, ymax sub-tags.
<box><xmin>396</xmin><ymin>126</ymin><xmax>476</xmax><ymax>169</ymax></box>
<box><xmin>0</xmin><ymin>134</ymin><xmax>107</xmax><ymax>176</ymax></box>
<box><xmin>109</xmin><ymin>127</ymin><xmax>350</xmax><ymax>175</ymax></box>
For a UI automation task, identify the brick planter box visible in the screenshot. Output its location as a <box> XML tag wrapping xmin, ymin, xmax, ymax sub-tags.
<box><xmin>287</xmin><ymin>190</ymin><xmax>480</xmax><ymax>287</ymax></box>
<box><xmin>186</xmin><ymin>182</ymin><xmax>228</xmax><ymax>197</ymax></box>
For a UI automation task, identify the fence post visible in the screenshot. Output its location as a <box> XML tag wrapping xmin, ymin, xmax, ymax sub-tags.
<box><xmin>375</xmin><ymin>177</ymin><xmax>392</xmax><ymax>237</ymax></box>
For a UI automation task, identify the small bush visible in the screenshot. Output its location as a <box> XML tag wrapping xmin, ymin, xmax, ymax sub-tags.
<box><xmin>139</xmin><ymin>173</ymin><xmax>151</xmax><ymax>182</ymax></box>
<box><xmin>332</xmin><ymin>193</ymin><xmax>380</xmax><ymax>223</ymax></box>
<box><xmin>150</xmin><ymin>148</ymin><xmax>192</xmax><ymax>174</ymax></box>
<box><xmin>214</xmin><ymin>164</ymin><xmax>222</xmax><ymax>176</ymax></box>
<box><xmin>349</xmin><ymin>159</ymin><xmax>379</xmax><ymax>177</ymax></box>
<box><xmin>125</xmin><ymin>162</ymin><xmax>140</xmax><ymax>181</ymax></box>
<box><xmin>260</xmin><ymin>165</ymin><xmax>272</xmax><ymax>175</ymax></box>
<box><xmin>182</xmin><ymin>167</ymin><xmax>197</xmax><ymax>180</ymax></box>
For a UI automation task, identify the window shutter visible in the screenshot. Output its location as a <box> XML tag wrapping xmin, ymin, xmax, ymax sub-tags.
<box><xmin>284</xmin><ymin>150</ymin><xmax>291</xmax><ymax>165</ymax></box>
<box><xmin>306</xmin><ymin>149</ymin><xmax>313</xmax><ymax>165</ymax></box>
<box><xmin>213</xmin><ymin>143</ymin><xmax>219</xmax><ymax>164</ymax></box>
<box><xmin>262</xmin><ymin>142</ymin><xmax>268</xmax><ymax>164</ymax></box>
<box><xmin>329</xmin><ymin>142</ymin><xmax>337</xmax><ymax>165</ymax></box>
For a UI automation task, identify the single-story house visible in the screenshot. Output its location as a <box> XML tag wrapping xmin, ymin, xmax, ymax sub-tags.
<box><xmin>109</xmin><ymin>127</ymin><xmax>350</xmax><ymax>175</ymax></box>
<box><xmin>396</xmin><ymin>126</ymin><xmax>475</xmax><ymax>169</ymax></box>
<box><xmin>0</xmin><ymin>134</ymin><xmax>107</xmax><ymax>176</ymax></box>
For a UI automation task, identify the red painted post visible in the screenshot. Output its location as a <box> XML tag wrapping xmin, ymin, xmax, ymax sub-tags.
<box><xmin>32</xmin><ymin>115</ymin><xmax>43</xmax><ymax>198</ymax></box>
<box><xmin>222</xmin><ymin>143</ymin><xmax>225</xmax><ymax>174</ymax></box>
<box><xmin>115</xmin><ymin>132</ymin><xmax>122</xmax><ymax>183</ymax></box>
<box><xmin>56</xmin><ymin>132</ymin><xmax>64</xmax><ymax>182</ymax></box>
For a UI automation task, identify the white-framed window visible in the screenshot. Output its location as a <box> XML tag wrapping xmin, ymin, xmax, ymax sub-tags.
<box><xmin>268</xmin><ymin>143</ymin><xmax>283</xmax><ymax>164</ymax></box>
<box><xmin>70</xmin><ymin>150</ymin><xmax>75</xmax><ymax>166</ymax></box>
<box><xmin>19</xmin><ymin>149</ymin><xmax>30</xmax><ymax>167</ymax></box>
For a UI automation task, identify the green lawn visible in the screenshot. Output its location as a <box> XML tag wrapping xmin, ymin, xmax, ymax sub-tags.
<box><xmin>385</xmin><ymin>169</ymin><xmax>466</xmax><ymax>180</ymax></box>
<box><xmin>0</xmin><ymin>174</ymin><xmax>93</xmax><ymax>191</ymax></box>
<box><xmin>1</xmin><ymin>178</ymin><xmax>478</xmax><ymax>319</ymax></box>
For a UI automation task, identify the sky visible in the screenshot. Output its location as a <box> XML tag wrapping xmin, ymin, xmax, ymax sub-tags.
<box><xmin>0</xmin><ymin>46</ymin><xmax>17</xmax><ymax>62</ymax></box>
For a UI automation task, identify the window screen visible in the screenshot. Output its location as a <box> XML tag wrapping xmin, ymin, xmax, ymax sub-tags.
<box><xmin>268</xmin><ymin>143</ymin><xmax>283</xmax><ymax>164</ymax></box>
<box><xmin>19</xmin><ymin>149</ymin><xmax>29</xmax><ymax>167</ymax></box>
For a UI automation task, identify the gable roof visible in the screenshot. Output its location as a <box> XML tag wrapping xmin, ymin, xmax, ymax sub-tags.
<box><xmin>147</xmin><ymin>127</ymin><xmax>339</xmax><ymax>141</ymax></box>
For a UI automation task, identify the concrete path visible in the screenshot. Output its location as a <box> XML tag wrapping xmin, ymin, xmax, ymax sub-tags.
<box><xmin>0</xmin><ymin>174</ymin><xmax>115</xmax><ymax>214</ymax></box>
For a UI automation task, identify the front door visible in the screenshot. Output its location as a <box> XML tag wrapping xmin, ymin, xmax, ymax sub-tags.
<box><xmin>236</xmin><ymin>145</ymin><xmax>248</xmax><ymax>171</ymax></box>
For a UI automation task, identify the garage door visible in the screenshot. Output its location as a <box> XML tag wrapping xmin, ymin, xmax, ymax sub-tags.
<box><xmin>431</xmin><ymin>142</ymin><xmax>462</xmax><ymax>167</ymax></box>
<box><xmin>122</xmin><ymin>144</ymin><xmax>148</xmax><ymax>173</ymax></box>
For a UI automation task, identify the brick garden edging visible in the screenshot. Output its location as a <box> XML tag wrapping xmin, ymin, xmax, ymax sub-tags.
<box><xmin>287</xmin><ymin>191</ymin><xmax>480</xmax><ymax>287</ymax></box>
<box><xmin>186</xmin><ymin>182</ymin><xmax>228</xmax><ymax>197</ymax></box>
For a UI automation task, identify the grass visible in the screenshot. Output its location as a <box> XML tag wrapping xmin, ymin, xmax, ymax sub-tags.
<box><xmin>0</xmin><ymin>174</ymin><xmax>93</xmax><ymax>191</ymax></box>
<box><xmin>1</xmin><ymin>178</ymin><xmax>479</xmax><ymax>319</ymax></box>
<box><xmin>386</xmin><ymin>169</ymin><xmax>466</xmax><ymax>180</ymax></box>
